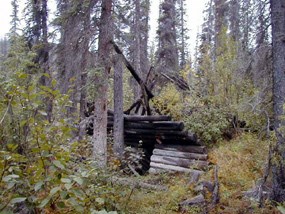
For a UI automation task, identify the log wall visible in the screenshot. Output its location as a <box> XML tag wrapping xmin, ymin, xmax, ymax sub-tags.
<box><xmin>87</xmin><ymin>111</ymin><xmax>208</xmax><ymax>174</ymax></box>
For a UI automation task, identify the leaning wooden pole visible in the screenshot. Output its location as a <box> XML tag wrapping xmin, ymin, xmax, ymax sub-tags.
<box><xmin>111</xmin><ymin>40</ymin><xmax>153</xmax><ymax>115</ymax></box>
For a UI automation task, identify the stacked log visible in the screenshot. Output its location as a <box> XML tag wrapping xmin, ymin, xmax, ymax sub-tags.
<box><xmin>107</xmin><ymin>114</ymin><xmax>199</xmax><ymax>146</ymax></box>
<box><xmin>149</xmin><ymin>144</ymin><xmax>208</xmax><ymax>174</ymax></box>
<box><xmin>87</xmin><ymin>111</ymin><xmax>206</xmax><ymax>173</ymax></box>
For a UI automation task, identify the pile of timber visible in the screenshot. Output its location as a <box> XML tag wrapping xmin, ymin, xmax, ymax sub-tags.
<box><xmin>149</xmin><ymin>144</ymin><xmax>209</xmax><ymax>174</ymax></box>
<box><xmin>107</xmin><ymin>113</ymin><xmax>199</xmax><ymax>146</ymax></box>
<box><xmin>105</xmin><ymin>112</ymin><xmax>207</xmax><ymax>173</ymax></box>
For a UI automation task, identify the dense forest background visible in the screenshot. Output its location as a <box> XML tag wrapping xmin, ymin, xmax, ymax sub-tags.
<box><xmin>1</xmin><ymin>0</ymin><xmax>285</xmax><ymax>213</ymax></box>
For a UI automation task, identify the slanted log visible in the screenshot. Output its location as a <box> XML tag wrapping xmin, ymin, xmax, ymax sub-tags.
<box><xmin>124</xmin><ymin>115</ymin><xmax>171</xmax><ymax>122</ymax></box>
<box><xmin>111</xmin><ymin>40</ymin><xmax>154</xmax><ymax>100</ymax></box>
<box><xmin>124</xmin><ymin>99</ymin><xmax>142</xmax><ymax>115</ymax></box>
<box><xmin>153</xmin><ymin>149</ymin><xmax>207</xmax><ymax>160</ymax></box>
<box><xmin>151</xmin><ymin>155</ymin><xmax>209</xmax><ymax>169</ymax></box>
<box><xmin>150</xmin><ymin>162</ymin><xmax>203</xmax><ymax>174</ymax></box>
<box><xmin>161</xmin><ymin>72</ymin><xmax>190</xmax><ymax>91</ymax></box>
<box><xmin>155</xmin><ymin>144</ymin><xmax>206</xmax><ymax>154</ymax></box>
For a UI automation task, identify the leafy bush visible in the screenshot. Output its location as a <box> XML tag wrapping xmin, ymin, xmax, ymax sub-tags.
<box><xmin>0</xmin><ymin>36</ymin><xmax>117</xmax><ymax>213</ymax></box>
<box><xmin>184</xmin><ymin>105</ymin><xmax>231</xmax><ymax>144</ymax></box>
<box><xmin>151</xmin><ymin>84</ymin><xmax>184</xmax><ymax>120</ymax></box>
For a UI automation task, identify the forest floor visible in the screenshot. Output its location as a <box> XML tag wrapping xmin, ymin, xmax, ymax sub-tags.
<box><xmin>113</xmin><ymin>133</ymin><xmax>281</xmax><ymax>214</ymax></box>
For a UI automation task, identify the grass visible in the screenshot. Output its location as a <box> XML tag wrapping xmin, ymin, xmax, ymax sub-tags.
<box><xmin>206</xmin><ymin>133</ymin><xmax>278</xmax><ymax>213</ymax></box>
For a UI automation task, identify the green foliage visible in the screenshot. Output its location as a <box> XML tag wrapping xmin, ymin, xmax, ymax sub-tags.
<box><xmin>189</xmin><ymin>26</ymin><xmax>271</xmax><ymax>141</ymax></box>
<box><xmin>0</xmin><ymin>36</ymin><xmax>117</xmax><ymax>213</ymax></box>
<box><xmin>206</xmin><ymin>133</ymin><xmax>277</xmax><ymax>213</ymax></box>
<box><xmin>151</xmin><ymin>84</ymin><xmax>184</xmax><ymax>120</ymax></box>
<box><xmin>184</xmin><ymin>105</ymin><xmax>230</xmax><ymax>144</ymax></box>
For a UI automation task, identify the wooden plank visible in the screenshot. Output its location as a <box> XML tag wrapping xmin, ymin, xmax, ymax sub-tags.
<box><xmin>155</xmin><ymin>144</ymin><xmax>206</xmax><ymax>154</ymax></box>
<box><xmin>152</xmin><ymin>149</ymin><xmax>207</xmax><ymax>160</ymax></box>
<box><xmin>150</xmin><ymin>162</ymin><xmax>203</xmax><ymax>174</ymax></box>
<box><xmin>151</xmin><ymin>155</ymin><xmax>208</xmax><ymax>169</ymax></box>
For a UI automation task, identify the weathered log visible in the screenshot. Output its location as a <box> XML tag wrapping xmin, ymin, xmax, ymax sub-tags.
<box><xmin>111</xmin><ymin>40</ymin><xmax>154</xmax><ymax>100</ymax></box>
<box><xmin>124</xmin><ymin>137</ymin><xmax>198</xmax><ymax>146</ymax></box>
<box><xmin>125</xmin><ymin>129</ymin><xmax>190</xmax><ymax>136</ymax></box>
<box><xmin>150</xmin><ymin>162</ymin><xmax>203</xmax><ymax>174</ymax></box>
<box><xmin>148</xmin><ymin>167</ymin><xmax>176</xmax><ymax>174</ymax></box>
<box><xmin>151</xmin><ymin>155</ymin><xmax>209</xmax><ymax>169</ymax></box>
<box><xmin>124</xmin><ymin>140</ymin><xmax>155</xmax><ymax>148</ymax></box>
<box><xmin>155</xmin><ymin>144</ymin><xmax>206</xmax><ymax>154</ymax></box>
<box><xmin>124</xmin><ymin>115</ymin><xmax>171</xmax><ymax>122</ymax></box>
<box><xmin>152</xmin><ymin>120</ymin><xmax>184</xmax><ymax>126</ymax></box>
<box><xmin>152</xmin><ymin>149</ymin><xmax>207</xmax><ymax>160</ymax></box>
<box><xmin>124</xmin><ymin>134</ymin><xmax>197</xmax><ymax>143</ymax></box>
<box><xmin>124</xmin><ymin>121</ymin><xmax>184</xmax><ymax>131</ymax></box>
<box><xmin>161</xmin><ymin>72</ymin><xmax>190</xmax><ymax>91</ymax></box>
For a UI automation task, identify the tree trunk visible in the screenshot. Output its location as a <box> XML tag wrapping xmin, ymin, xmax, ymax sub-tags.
<box><xmin>132</xmin><ymin>0</ymin><xmax>142</xmax><ymax>100</ymax></box>
<box><xmin>113</xmin><ymin>54</ymin><xmax>124</xmax><ymax>157</ymax></box>
<box><xmin>270</xmin><ymin>0</ymin><xmax>285</xmax><ymax>202</ymax></box>
<box><xmin>92</xmin><ymin>0</ymin><xmax>113</xmax><ymax>168</ymax></box>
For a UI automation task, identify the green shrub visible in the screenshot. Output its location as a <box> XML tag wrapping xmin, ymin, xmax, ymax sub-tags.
<box><xmin>0</xmin><ymin>36</ymin><xmax>117</xmax><ymax>213</ymax></box>
<box><xmin>184</xmin><ymin>105</ymin><xmax>230</xmax><ymax>144</ymax></box>
<box><xmin>151</xmin><ymin>84</ymin><xmax>184</xmax><ymax>120</ymax></box>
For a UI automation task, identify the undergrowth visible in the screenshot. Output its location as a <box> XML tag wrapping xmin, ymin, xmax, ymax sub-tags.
<box><xmin>204</xmin><ymin>133</ymin><xmax>278</xmax><ymax>213</ymax></box>
<box><xmin>114</xmin><ymin>133</ymin><xmax>279</xmax><ymax>214</ymax></box>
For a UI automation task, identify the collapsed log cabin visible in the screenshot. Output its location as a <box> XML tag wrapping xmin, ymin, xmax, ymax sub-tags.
<box><xmin>86</xmin><ymin>110</ymin><xmax>208</xmax><ymax>174</ymax></box>
<box><xmin>85</xmin><ymin>41</ymin><xmax>208</xmax><ymax>174</ymax></box>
